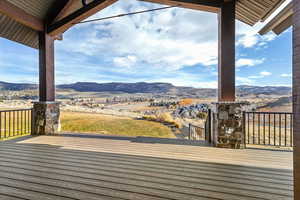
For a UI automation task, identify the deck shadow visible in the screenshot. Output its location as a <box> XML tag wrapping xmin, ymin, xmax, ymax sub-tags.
<box><xmin>51</xmin><ymin>132</ymin><xmax>212</xmax><ymax>147</ymax></box>
<box><xmin>0</xmin><ymin>136</ymin><xmax>294</xmax><ymax>200</ymax></box>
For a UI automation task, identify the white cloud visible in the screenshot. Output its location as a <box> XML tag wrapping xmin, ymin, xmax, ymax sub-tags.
<box><xmin>61</xmin><ymin>0</ymin><xmax>276</xmax><ymax>72</ymax></box>
<box><xmin>236</xmin><ymin>58</ymin><xmax>265</xmax><ymax>67</ymax></box>
<box><xmin>281</xmin><ymin>73</ymin><xmax>292</xmax><ymax>77</ymax></box>
<box><xmin>60</xmin><ymin>0</ymin><xmax>219</xmax><ymax>71</ymax></box>
<box><xmin>236</xmin><ymin>21</ymin><xmax>277</xmax><ymax>48</ymax></box>
<box><xmin>260</xmin><ymin>71</ymin><xmax>272</xmax><ymax>76</ymax></box>
<box><xmin>237</xmin><ymin>71</ymin><xmax>271</xmax><ymax>85</ymax></box>
<box><xmin>53</xmin><ymin>0</ymin><xmax>283</xmax><ymax>87</ymax></box>
<box><xmin>113</xmin><ymin>55</ymin><xmax>137</xmax><ymax>67</ymax></box>
<box><xmin>248</xmin><ymin>71</ymin><xmax>272</xmax><ymax>79</ymax></box>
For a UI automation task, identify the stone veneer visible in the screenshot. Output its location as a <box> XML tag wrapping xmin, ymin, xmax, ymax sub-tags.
<box><xmin>211</xmin><ymin>102</ymin><xmax>248</xmax><ymax>149</ymax></box>
<box><xmin>32</xmin><ymin>101</ymin><xmax>60</xmax><ymax>135</ymax></box>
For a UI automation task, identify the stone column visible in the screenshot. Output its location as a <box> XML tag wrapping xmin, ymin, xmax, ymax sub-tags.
<box><xmin>32</xmin><ymin>101</ymin><xmax>60</xmax><ymax>135</ymax></box>
<box><xmin>211</xmin><ymin>102</ymin><xmax>248</xmax><ymax>149</ymax></box>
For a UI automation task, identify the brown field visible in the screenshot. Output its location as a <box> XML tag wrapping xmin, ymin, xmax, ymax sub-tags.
<box><xmin>258</xmin><ymin>103</ymin><xmax>292</xmax><ymax>113</ymax></box>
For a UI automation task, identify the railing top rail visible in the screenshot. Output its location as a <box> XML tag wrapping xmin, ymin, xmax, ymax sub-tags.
<box><xmin>245</xmin><ymin>111</ymin><xmax>293</xmax><ymax>115</ymax></box>
<box><xmin>0</xmin><ymin>108</ymin><xmax>33</xmax><ymax>112</ymax></box>
<box><xmin>189</xmin><ymin>124</ymin><xmax>203</xmax><ymax>129</ymax></box>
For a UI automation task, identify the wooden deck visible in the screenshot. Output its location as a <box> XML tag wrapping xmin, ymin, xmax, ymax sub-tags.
<box><xmin>0</xmin><ymin>133</ymin><xmax>293</xmax><ymax>200</ymax></box>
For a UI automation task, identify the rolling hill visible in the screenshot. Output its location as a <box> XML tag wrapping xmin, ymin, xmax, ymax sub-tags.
<box><xmin>0</xmin><ymin>81</ymin><xmax>292</xmax><ymax>97</ymax></box>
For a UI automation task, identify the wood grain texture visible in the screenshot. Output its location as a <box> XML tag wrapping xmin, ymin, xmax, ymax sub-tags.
<box><xmin>293</xmin><ymin>0</ymin><xmax>300</xmax><ymax>199</ymax></box>
<box><xmin>38</xmin><ymin>32</ymin><xmax>55</xmax><ymax>102</ymax></box>
<box><xmin>218</xmin><ymin>1</ymin><xmax>236</xmax><ymax>102</ymax></box>
<box><xmin>0</xmin><ymin>133</ymin><xmax>293</xmax><ymax>200</ymax></box>
<box><xmin>47</xmin><ymin>0</ymin><xmax>117</xmax><ymax>36</ymax></box>
<box><xmin>139</xmin><ymin>0</ymin><xmax>221</xmax><ymax>13</ymax></box>
<box><xmin>0</xmin><ymin>0</ymin><xmax>43</xmax><ymax>31</ymax></box>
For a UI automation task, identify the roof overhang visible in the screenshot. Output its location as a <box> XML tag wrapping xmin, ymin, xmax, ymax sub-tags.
<box><xmin>0</xmin><ymin>0</ymin><xmax>289</xmax><ymax>49</ymax></box>
<box><xmin>140</xmin><ymin>0</ymin><xmax>286</xmax><ymax>26</ymax></box>
<box><xmin>259</xmin><ymin>1</ymin><xmax>293</xmax><ymax>35</ymax></box>
<box><xmin>236</xmin><ymin>0</ymin><xmax>286</xmax><ymax>26</ymax></box>
<box><xmin>139</xmin><ymin>0</ymin><xmax>222</xmax><ymax>13</ymax></box>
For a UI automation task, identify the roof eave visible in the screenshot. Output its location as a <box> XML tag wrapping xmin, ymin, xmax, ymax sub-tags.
<box><xmin>259</xmin><ymin>2</ymin><xmax>293</xmax><ymax>35</ymax></box>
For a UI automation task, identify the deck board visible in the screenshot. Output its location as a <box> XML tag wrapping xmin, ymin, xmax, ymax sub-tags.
<box><xmin>0</xmin><ymin>133</ymin><xmax>293</xmax><ymax>200</ymax></box>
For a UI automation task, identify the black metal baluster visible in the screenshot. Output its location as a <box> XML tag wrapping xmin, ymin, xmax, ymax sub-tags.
<box><xmin>268</xmin><ymin>113</ymin><xmax>271</xmax><ymax>145</ymax></box>
<box><xmin>253</xmin><ymin>113</ymin><xmax>255</xmax><ymax>144</ymax></box>
<box><xmin>23</xmin><ymin>110</ymin><xmax>25</xmax><ymax>135</ymax></box>
<box><xmin>0</xmin><ymin>109</ymin><xmax>44</xmax><ymax>139</ymax></box>
<box><xmin>30</xmin><ymin>109</ymin><xmax>32</xmax><ymax>134</ymax></box>
<box><xmin>263</xmin><ymin>113</ymin><xmax>266</xmax><ymax>145</ymax></box>
<box><xmin>21</xmin><ymin>110</ymin><xmax>23</xmax><ymax>135</ymax></box>
<box><xmin>291</xmin><ymin>114</ymin><xmax>293</xmax><ymax>147</ymax></box>
<box><xmin>247</xmin><ymin>113</ymin><xmax>250</xmax><ymax>144</ymax></box>
<box><xmin>284</xmin><ymin>113</ymin><xmax>287</xmax><ymax>147</ymax></box>
<box><xmin>12</xmin><ymin>111</ymin><xmax>15</xmax><ymax>137</ymax></box>
<box><xmin>25</xmin><ymin>110</ymin><xmax>27</xmax><ymax>134</ymax></box>
<box><xmin>188</xmin><ymin>124</ymin><xmax>191</xmax><ymax>140</ymax></box>
<box><xmin>17</xmin><ymin>111</ymin><xmax>19</xmax><ymax>136</ymax></box>
<box><xmin>279</xmin><ymin>114</ymin><xmax>282</xmax><ymax>146</ymax></box>
<box><xmin>0</xmin><ymin>112</ymin><xmax>2</xmax><ymax>139</ymax></box>
<box><xmin>274</xmin><ymin>114</ymin><xmax>276</xmax><ymax>146</ymax></box>
<box><xmin>24</xmin><ymin>110</ymin><xmax>26</xmax><ymax>135</ymax></box>
<box><xmin>258</xmin><ymin>113</ymin><xmax>261</xmax><ymax>144</ymax></box>
<box><xmin>4</xmin><ymin>112</ymin><xmax>7</xmax><ymax>138</ymax></box>
<box><xmin>27</xmin><ymin>110</ymin><xmax>31</xmax><ymax>134</ymax></box>
<box><xmin>8</xmin><ymin>111</ymin><xmax>11</xmax><ymax>137</ymax></box>
<box><xmin>18</xmin><ymin>110</ymin><xmax>20</xmax><ymax>135</ymax></box>
<box><xmin>243</xmin><ymin>112</ymin><xmax>246</xmax><ymax>147</ymax></box>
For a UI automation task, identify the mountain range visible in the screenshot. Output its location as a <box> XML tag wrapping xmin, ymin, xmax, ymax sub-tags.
<box><xmin>0</xmin><ymin>81</ymin><xmax>291</xmax><ymax>97</ymax></box>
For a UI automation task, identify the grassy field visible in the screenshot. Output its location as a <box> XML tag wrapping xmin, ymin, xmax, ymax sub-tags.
<box><xmin>61</xmin><ymin>112</ymin><xmax>175</xmax><ymax>138</ymax></box>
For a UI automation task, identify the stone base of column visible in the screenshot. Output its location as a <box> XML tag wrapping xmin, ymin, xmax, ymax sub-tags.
<box><xmin>211</xmin><ymin>102</ymin><xmax>249</xmax><ymax>149</ymax></box>
<box><xmin>32</xmin><ymin>101</ymin><xmax>61</xmax><ymax>135</ymax></box>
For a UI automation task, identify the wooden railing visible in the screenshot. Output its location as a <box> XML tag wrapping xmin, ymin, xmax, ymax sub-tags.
<box><xmin>0</xmin><ymin>108</ymin><xmax>32</xmax><ymax>140</ymax></box>
<box><xmin>244</xmin><ymin>112</ymin><xmax>293</xmax><ymax>147</ymax></box>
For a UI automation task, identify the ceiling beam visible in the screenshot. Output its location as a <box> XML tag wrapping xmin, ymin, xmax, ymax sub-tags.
<box><xmin>272</xmin><ymin>14</ymin><xmax>292</xmax><ymax>35</ymax></box>
<box><xmin>0</xmin><ymin>0</ymin><xmax>43</xmax><ymax>31</ymax></box>
<box><xmin>139</xmin><ymin>0</ymin><xmax>223</xmax><ymax>13</ymax></box>
<box><xmin>45</xmin><ymin>0</ymin><xmax>71</xmax><ymax>25</ymax></box>
<box><xmin>52</xmin><ymin>0</ymin><xmax>78</xmax><ymax>23</ymax></box>
<box><xmin>259</xmin><ymin>2</ymin><xmax>293</xmax><ymax>35</ymax></box>
<box><xmin>47</xmin><ymin>0</ymin><xmax>117</xmax><ymax>36</ymax></box>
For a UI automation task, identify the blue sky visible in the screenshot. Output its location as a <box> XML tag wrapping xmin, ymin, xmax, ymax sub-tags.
<box><xmin>0</xmin><ymin>0</ymin><xmax>292</xmax><ymax>88</ymax></box>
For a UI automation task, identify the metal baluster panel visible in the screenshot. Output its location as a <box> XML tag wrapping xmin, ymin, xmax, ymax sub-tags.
<box><xmin>244</xmin><ymin>112</ymin><xmax>293</xmax><ymax>147</ymax></box>
<box><xmin>0</xmin><ymin>108</ymin><xmax>33</xmax><ymax>140</ymax></box>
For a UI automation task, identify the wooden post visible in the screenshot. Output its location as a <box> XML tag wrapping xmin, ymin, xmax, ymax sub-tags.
<box><xmin>218</xmin><ymin>0</ymin><xmax>235</xmax><ymax>102</ymax></box>
<box><xmin>293</xmin><ymin>0</ymin><xmax>300</xmax><ymax>198</ymax></box>
<box><xmin>33</xmin><ymin>32</ymin><xmax>60</xmax><ymax>135</ymax></box>
<box><xmin>39</xmin><ymin>32</ymin><xmax>55</xmax><ymax>102</ymax></box>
